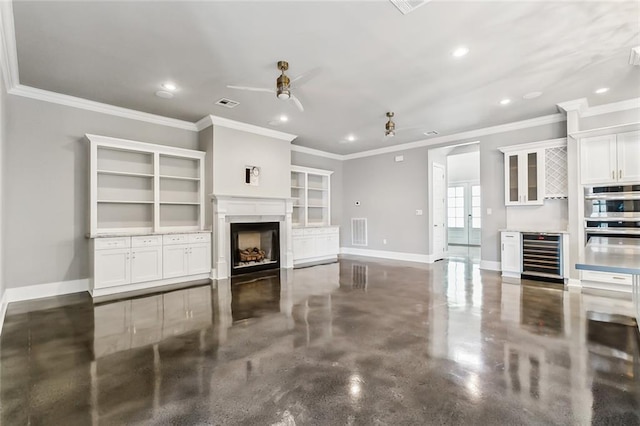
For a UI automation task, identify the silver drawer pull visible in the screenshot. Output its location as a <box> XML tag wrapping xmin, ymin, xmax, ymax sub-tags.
<box><xmin>612</xmin><ymin>276</ymin><xmax>626</xmax><ymax>280</ymax></box>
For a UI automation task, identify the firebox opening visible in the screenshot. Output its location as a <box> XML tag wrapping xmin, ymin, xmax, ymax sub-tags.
<box><xmin>230</xmin><ymin>222</ymin><xmax>280</xmax><ymax>276</ymax></box>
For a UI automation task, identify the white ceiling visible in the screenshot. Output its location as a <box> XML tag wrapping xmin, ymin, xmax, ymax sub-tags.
<box><xmin>11</xmin><ymin>1</ymin><xmax>640</xmax><ymax>154</ymax></box>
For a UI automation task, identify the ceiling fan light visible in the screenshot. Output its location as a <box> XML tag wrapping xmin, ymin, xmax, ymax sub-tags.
<box><xmin>386</xmin><ymin>130</ymin><xmax>395</xmax><ymax>137</ymax></box>
<box><xmin>277</xmin><ymin>88</ymin><xmax>290</xmax><ymax>100</ymax></box>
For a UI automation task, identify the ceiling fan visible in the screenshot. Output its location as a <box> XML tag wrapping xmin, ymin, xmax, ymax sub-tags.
<box><xmin>227</xmin><ymin>60</ymin><xmax>307</xmax><ymax>112</ymax></box>
<box><xmin>383</xmin><ymin>112</ymin><xmax>437</xmax><ymax>140</ymax></box>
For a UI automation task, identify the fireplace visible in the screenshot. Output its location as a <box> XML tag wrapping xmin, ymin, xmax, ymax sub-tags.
<box><xmin>230</xmin><ymin>222</ymin><xmax>280</xmax><ymax>276</ymax></box>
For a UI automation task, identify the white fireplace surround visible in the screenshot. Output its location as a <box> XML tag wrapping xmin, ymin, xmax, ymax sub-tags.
<box><xmin>212</xmin><ymin>195</ymin><xmax>294</xmax><ymax>279</ymax></box>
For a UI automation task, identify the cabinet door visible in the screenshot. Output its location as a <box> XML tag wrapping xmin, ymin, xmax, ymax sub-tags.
<box><xmin>326</xmin><ymin>233</ymin><xmax>340</xmax><ymax>256</ymax></box>
<box><xmin>523</xmin><ymin>151</ymin><xmax>543</xmax><ymax>205</ymax></box>
<box><xmin>580</xmin><ymin>135</ymin><xmax>617</xmax><ymax>184</ymax></box>
<box><xmin>501</xmin><ymin>232</ymin><xmax>521</xmax><ymax>274</ymax></box>
<box><xmin>188</xmin><ymin>243</ymin><xmax>211</xmax><ymax>275</ymax></box>
<box><xmin>504</xmin><ymin>153</ymin><xmax>521</xmax><ymax>205</ymax></box>
<box><xmin>616</xmin><ymin>131</ymin><xmax>640</xmax><ymax>182</ymax></box>
<box><xmin>293</xmin><ymin>236</ymin><xmax>315</xmax><ymax>260</ymax></box>
<box><xmin>131</xmin><ymin>246</ymin><xmax>163</xmax><ymax>284</ymax></box>
<box><xmin>163</xmin><ymin>244</ymin><xmax>189</xmax><ymax>278</ymax></box>
<box><xmin>95</xmin><ymin>248</ymin><xmax>130</xmax><ymax>288</ymax></box>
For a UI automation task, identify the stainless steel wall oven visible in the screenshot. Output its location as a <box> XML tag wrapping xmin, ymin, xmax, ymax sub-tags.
<box><xmin>585</xmin><ymin>184</ymin><xmax>640</xmax><ymax>240</ymax></box>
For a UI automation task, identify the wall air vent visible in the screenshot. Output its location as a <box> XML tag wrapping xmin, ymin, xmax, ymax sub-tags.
<box><xmin>351</xmin><ymin>218</ymin><xmax>368</xmax><ymax>246</ymax></box>
<box><xmin>215</xmin><ymin>98</ymin><xmax>240</xmax><ymax>108</ymax></box>
<box><xmin>389</xmin><ymin>0</ymin><xmax>431</xmax><ymax>15</ymax></box>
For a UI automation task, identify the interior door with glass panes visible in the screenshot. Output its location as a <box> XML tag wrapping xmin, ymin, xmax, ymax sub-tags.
<box><xmin>448</xmin><ymin>183</ymin><xmax>481</xmax><ymax>245</ymax></box>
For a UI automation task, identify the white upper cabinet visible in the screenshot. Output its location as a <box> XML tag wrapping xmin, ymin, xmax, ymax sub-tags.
<box><xmin>580</xmin><ymin>131</ymin><xmax>640</xmax><ymax>185</ymax></box>
<box><xmin>87</xmin><ymin>134</ymin><xmax>206</xmax><ymax>236</ymax></box>
<box><xmin>502</xmin><ymin>149</ymin><xmax>544</xmax><ymax>206</ymax></box>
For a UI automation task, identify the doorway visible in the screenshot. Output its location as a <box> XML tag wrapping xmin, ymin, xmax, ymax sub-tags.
<box><xmin>432</xmin><ymin>162</ymin><xmax>446</xmax><ymax>260</ymax></box>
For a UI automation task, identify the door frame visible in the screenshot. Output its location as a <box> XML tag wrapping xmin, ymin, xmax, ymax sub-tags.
<box><xmin>431</xmin><ymin>162</ymin><xmax>447</xmax><ymax>261</ymax></box>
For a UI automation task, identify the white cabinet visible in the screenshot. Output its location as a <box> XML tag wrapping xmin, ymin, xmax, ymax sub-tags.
<box><xmin>501</xmin><ymin>231</ymin><xmax>521</xmax><ymax>278</ymax></box>
<box><xmin>94</xmin><ymin>237</ymin><xmax>162</xmax><ymax>289</ymax></box>
<box><xmin>291</xmin><ymin>166</ymin><xmax>333</xmax><ymax>227</ymax></box>
<box><xmin>92</xmin><ymin>232</ymin><xmax>211</xmax><ymax>296</ymax></box>
<box><xmin>162</xmin><ymin>234</ymin><xmax>211</xmax><ymax>278</ymax></box>
<box><xmin>502</xmin><ymin>150</ymin><xmax>544</xmax><ymax>206</ymax></box>
<box><xmin>580</xmin><ymin>131</ymin><xmax>640</xmax><ymax>185</ymax></box>
<box><xmin>293</xmin><ymin>227</ymin><xmax>339</xmax><ymax>265</ymax></box>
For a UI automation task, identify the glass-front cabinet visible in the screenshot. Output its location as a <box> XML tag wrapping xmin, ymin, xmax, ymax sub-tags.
<box><xmin>502</xmin><ymin>149</ymin><xmax>544</xmax><ymax>206</ymax></box>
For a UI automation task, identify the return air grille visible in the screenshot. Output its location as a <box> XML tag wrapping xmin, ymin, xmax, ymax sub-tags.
<box><xmin>351</xmin><ymin>218</ymin><xmax>368</xmax><ymax>246</ymax></box>
<box><xmin>215</xmin><ymin>98</ymin><xmax>240</xmax><ymax>108</ymax></box>
<box><xmin>389</xmin><ymin>0</ymin><xmax>431</xmax><ymax>15</ymax></box>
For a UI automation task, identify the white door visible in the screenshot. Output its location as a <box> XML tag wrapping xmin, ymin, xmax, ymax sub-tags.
<box><xmin>580</xmin><ymin>135</ymin><xmax>617</xmax><ymax>184</ymax></box>
<box><xmin>617</xmin><ymin>131</ymin><xmax>640</xmax><ymax>183</ymax></box>
<box><xmin>131</xmin><ymin>246</ymin><xmax>163</xmax><ymax>284</ymax></box>
<box><xmin>433</xmin><ymin>163</ymin><xmax>446</xmax><ymax>260</ymax></box>
<box><xmin>95</xmin><ymin>248</ymin><xmax>130</xmax><ymax>288</ymax></box>
<box><xmin>163</xmin><ymin>244</ymin><xmax>189</xmax><ymax>278</ymax></box>
<box><xmin>188</xmin><ymin>243</ymin><xmax>211</xmax><ymax>275</ymax></box>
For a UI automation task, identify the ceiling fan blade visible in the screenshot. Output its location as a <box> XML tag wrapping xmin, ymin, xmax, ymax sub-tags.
<box><xmin>291</xmin><ymin>67</ymin><xmax>322</xmax><ymax>86</ymax></box>
<box><xmin>227</xmin><ymin>85</ymin><xmax>274</xmax><ymax>93</ymax></box>
<box><xmin>290</xmin><ymin>95</ymin><xmax>304</xmax><ymax>112</ymax></box>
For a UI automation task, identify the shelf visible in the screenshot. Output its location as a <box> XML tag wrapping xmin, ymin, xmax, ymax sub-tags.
<box><xmin>308</xmin><ymin>187</ymin><xmax>328</xmax><ymax>192</ymax></box>
<box><xmin>160</xmin><ymin>175</ymin><xmax>201</xmax><ymax>181</ymax></box>
<box><xmin>97</xmin><ymin>170</ymin><xmax>154</xmax><ymax>178</ymax></box>
<box><xmin>291</xmin><ymin>186</ymin><xmax>305</xmax><ymax>189</ymax></box>
<box><xmin>308</xmin><ymin>205</ymin><xmax>328</xmax><ymax>208</ymax></box>
<box><xmin>98</xmin><ymin>200</ymin><xmax>154</xmax><ymax>204</ymax></box>
<box><xmin>159</xmin><ymin>202</ymin><xmax>200</xmax><ymax>205</ymax></box>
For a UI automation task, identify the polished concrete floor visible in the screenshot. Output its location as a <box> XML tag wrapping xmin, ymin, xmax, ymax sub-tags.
<box><xmin>1</xmin><ymin>256</ymin><xmax>639</xmax><ymax>425</ymax></box>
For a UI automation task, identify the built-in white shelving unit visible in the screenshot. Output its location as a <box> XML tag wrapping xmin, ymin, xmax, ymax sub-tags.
<box><xmin>291</xmin><ymin>166</ymin><xmax>332</xmax><ymax>227</ymax></box>
<box><xmin>88</xmin><ymin>134</ymin><xmax>206</xmax><ymax>236</ymax></box>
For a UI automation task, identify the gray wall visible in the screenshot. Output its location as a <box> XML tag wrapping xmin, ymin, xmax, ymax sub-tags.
<box><xmin>340</xmin><ymin>121</ymin><xmax>567</xmax><ymax>264</ymax></box>
<box><xmin>198</xmin><ymin>125</ymin><xmax>214</xmax><ymax>230</ymax></box>
<box><xmin>4</xmin><ymin>95</ymin><xmax>197</xmax><ymax>289</ymax></box>
<box><xmin>290</xmin><ymin>150</ymin><xmax>343</xmax><ymax>230</ymax></box>
<box><xmin>342</xmin><ymin>148</ymin><xmax>430</xmax><ymax>253</ymax></box>
<box><xmin>0</xmin><ymin>74</ymin><xmax>6</xmax><ymax>301</ymax></box>
<box><xmin>581</xmin><ymin>108</ymin><xmax>640</xmax><ymax>130</ymax></box>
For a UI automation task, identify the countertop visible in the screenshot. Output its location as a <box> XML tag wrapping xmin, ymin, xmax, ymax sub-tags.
<box><xmin>576</xmin><ymin>237</ymin><xmax>640</xmax><ymax>275</ymax></box>
<box><xmin>499</xmin><ymin>229</ymin><xmax>569</xmax><ymax>234</ymax></box>
<box><xmin>88</xmin><ymin>230</ymin><xmax>212</xmax><ymax>238</ymax></box>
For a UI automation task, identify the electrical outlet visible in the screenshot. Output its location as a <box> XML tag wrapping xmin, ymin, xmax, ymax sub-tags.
<box><xmin>487</xmin><ymin>208</ymin><xmax>492</xmax><ymax>215</ymax></box>
<box><xmin>416</xmin><ymin>209</ymin><xmax>423</xmax><ymax>215</ymax></box>
<box><xmin>383</xmin><ymin>239</ymin><xmax>387</xmax><ymax>245</ymax></box>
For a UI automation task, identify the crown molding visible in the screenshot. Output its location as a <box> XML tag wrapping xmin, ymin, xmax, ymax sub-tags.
<box><xmin>9</xmin><ymin>84</ymin><xmax>197</xmax><ymax>131</ymax></box>
<box><xmin>556</xmin><ymin>98</ymin><xmax>588</xmax><ymax>115</ymax></box>
<box><xmin>291</xmin><ymin>144</ymin><xmax>343</xmax><ymax>161</ymax></box>
<box><xmin>0</xmin><ymin>0</ymin><xmax>19</xmax><ymax>90</ymax></box>
<box><xmin>498</xmin><ymin>137</ymin><xmax>566</xmax><ymax>154</ymax></box>
<box><xmin>582</xmin><ymin>97</ymin><xmax>640</xmax><ymax>118</ymax></box>
<box><xmin>342</xmin><ymin>113</ymin><xmax>565</xmax><ymax>160</ymax></box>
<box><xmin>206</xmin><ymin>114</ymin><xmax>297</xmax><ymax>142</ymax></box>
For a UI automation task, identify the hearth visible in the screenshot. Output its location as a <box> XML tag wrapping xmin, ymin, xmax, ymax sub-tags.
<box><xmin>230</xmin><ymin>222</ymin><xmax>280</xmax><ymax>276</ymax></box>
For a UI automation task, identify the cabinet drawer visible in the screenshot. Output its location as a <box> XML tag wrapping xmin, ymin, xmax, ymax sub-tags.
<box><xmin>163</xmin><ymin>234</ymin><xmax>189</xmax><ymax>245</ymax></box>
<box><xmin>131</xmin><ymin>235</ymin><xmax>162</xmax><ymax>247</ymax></box>
<box><xmin>95</xmin><ymin>237</ymin><xmax>130</xmax><ymax>250</ymax></box>
<box><xmin>292</xmin><ymin>228</ymin><xmax>304</xmax><ymax>236</ymax></box>
<box><xmin>188</xmin><ymin>233</ymin><xmax>211</xmax><ymax>244</ymax></box>
<box><xmin>582</xmin><ymin>270</ymin><xmax>631</xmax><ymax>286</ymax></box>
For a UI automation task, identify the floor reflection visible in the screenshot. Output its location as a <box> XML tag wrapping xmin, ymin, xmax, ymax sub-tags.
<box><xmin>1</xmin><ymin>259</ymin><xmax>639</xmax><ymax>424</ymax></box>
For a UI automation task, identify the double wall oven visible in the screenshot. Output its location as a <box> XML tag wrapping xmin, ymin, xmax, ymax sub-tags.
<box><xmin>585</xmin><ymin>184</ymin><xmax>640</xmax><ymax>240</ymax></box>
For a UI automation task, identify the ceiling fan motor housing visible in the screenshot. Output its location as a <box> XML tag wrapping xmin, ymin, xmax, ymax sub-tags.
<box><xmin>276</xmin><ymin>61</ymin><xmax>291</xmax><ymax>99</ymax></box>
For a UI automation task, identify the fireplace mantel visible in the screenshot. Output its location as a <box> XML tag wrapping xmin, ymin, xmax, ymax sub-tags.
<box><xmin>211</xmin><ymin>194</ymin><xmax>294</xmax><ymax>279</ymax></box>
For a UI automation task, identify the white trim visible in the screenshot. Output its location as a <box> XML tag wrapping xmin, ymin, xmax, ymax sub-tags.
<box><xmin>207</xmin><ymin>115</ymin><xmax>297</xmax><ymax>142</ymax></box>
<box><xmin>294</xmin><ymin>255</ymin><xmax>338</xmax><ymax>266</ymax></box>
<box><xmin>498</xmin><ymin>137</ymin><xmax>566</xmax><ymax>153</ymax></box>
<box><xmin>567</xmin><ymin>278</ymin><xmax>582</xmax><ymax>290</ymax></box>
<box><xmin>5</xmin><ymin>279</ymin><xmax>89</xmax><ymax>303</ymax></box>
<box><xmin>342</xmin><ymin>113</ymin><xmax>565</xmax><ymax>160</ymax></box>
<box><xmin>480</xmin><ymin>260</ymin><xmax>501</xmax><ymax>271</ymax></box>
<box><xmin>340</xmin><ymin>247</ymin><xmax>435</xmax><ymax>264</ymax></box>
<box><xmin>91</xmin><ymin>275</ymin><xmax>209</xmax><ymax>298</ymax></box>
<box><xmin>291</xmin><ymin>164</ymin><xmax>334</xmax><ymax>176</ymax></box>
<box><xmin>569</xmin><ymin>122</ymin><xmax>640</xmax><ymax>139</ymax></box>
<box><xmin>582</xmin><ymin>97</ymin><xmax>640</xmax><ymax>117</ymax></box>
<box><xmin>0</xmin><ymin>0</ymin><xmax>19</xmax><ymax>90</ymax></box>
<box><xmin>9</xmin><ymin>85</ymin><xmax>197</xmax><ymax>130</ymax></box>
<box><xmin>195</xmin><ymin>115</ymin><xmax>212</xmax><ymax>131</ymax></box>
<box><xmin>291</xmin><ymin>144</ymin><xmax>343</xmax><ymax>161</ymax></box>
<box><xmin>0</xmin><ymin>290</ymin><xmax>8</xmax><ymax>336</ymax></box>
<box><xmin>556</xmin><ymin>98</ymin><xmax>588</xmax><ymax>115</ymax></box>
<box><xmin>86</xmin><ymin>133</ymin><xmax>206</xmax><ymax>158</ymax></box>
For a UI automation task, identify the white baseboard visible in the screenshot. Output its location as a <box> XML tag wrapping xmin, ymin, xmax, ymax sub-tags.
<box><xmin>5</xmin><ymin>278</ymin><xmax>89</xmax><ymax>303</ymax></box>
<box><xmin>0</xmin><ymin>290</ymin><xmax>8</xmax><ymax>336</ymax></box>
<box><xmin>340</xmin><ymin>247</ymin><xmax>435</xmax><ymax>264</ymax></box>
<box><xmin>480</xmin><ymin>260</ymin><xmax>501</xmax><ymax>271</ymax></box>
<box><xmin>567</xmin><ymin>278</ymin><xmax>582</xmax><ymax>291</ymax></box>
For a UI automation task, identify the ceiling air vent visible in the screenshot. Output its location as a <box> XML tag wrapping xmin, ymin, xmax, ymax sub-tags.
<box><xmin>215</xmin><ymin>98</ymin><xmax>240</xmax><ymax>108</ymax></box>
<box><xmin>389</xmin><ymin>0</ymin><xmax>431</xmax><ymax>15</ymax></box>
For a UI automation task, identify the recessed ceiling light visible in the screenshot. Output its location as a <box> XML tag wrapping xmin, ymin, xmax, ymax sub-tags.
<box><xmin>155</xmin><ymin>90</ymin><xmax>174</xmax><ymax>99</ymax></box>
<box><xmin>162</xmin><ymin>82</ymin><xmax>177</xmax><ymax>91</ymax></box>
<box><xmin>523</xmin><ymin>91</ymin><xmax>542</xmax><ymax>100</ymax></box>
<box><xmin>595</xmin><ymin>87</ymin><xmax>609</xmax><ymax>94</ymax></box>
<box><xmin>499</xmin><ymin>98</ymin><xmax>511</xmax><ymax>105</ymax></box>
<box><xmin>279</xmin><ymin>115</ymin><xmax>289</xmax><ymax>122</ymax></box>
<box><xmin>347</xmin><ymin>134</ymin><xmax>356</xmax><ymax>142</ymax></box>
<box><xmin>452</xmin><ymin>46</ymin><xmax>469</xmax><ymax>58</ymax></box>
